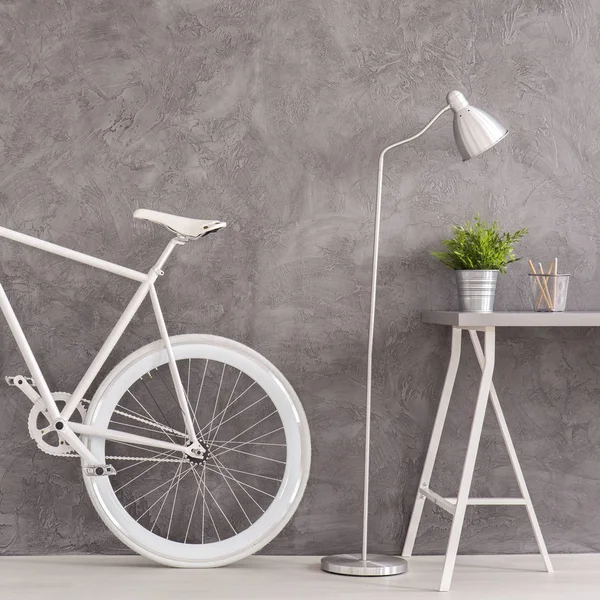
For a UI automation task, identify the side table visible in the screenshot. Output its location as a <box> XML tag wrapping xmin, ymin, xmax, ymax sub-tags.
<box><xmin>402</xmin><ymin>311</ymin><xmax>600</xmax><ymax>591</ymax></box>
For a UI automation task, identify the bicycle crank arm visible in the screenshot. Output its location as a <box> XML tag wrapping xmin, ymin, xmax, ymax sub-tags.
<box><xmin>50</xmin><ymin>421</ymin><xmax>118</xmax><ymax>476</ymax></box>
<box><xmin>5</xmin><ymin>375</ymin><xmax>40</xmax><ymax>403</ymax></box>
<box><xmin>52</xmin><ymin>419</ymin><xmax>101</xmax><ymax>465</ymax></box>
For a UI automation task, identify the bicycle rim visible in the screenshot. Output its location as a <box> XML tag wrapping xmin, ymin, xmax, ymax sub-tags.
<box><xmin>82</xmin><ymin>335</ymin><xmax>310</xmax><ymax>567</ymax></box>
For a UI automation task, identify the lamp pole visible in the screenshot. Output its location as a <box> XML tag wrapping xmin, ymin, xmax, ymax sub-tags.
<box><xmin>362</xmin><ymin>104</ymin><xmax>452</xmax><ymax>563</ymax></box>
<box><xmin>321</xmin><ymin>91</ymin><xmax>508</xmax><ymax>577</ymax></box>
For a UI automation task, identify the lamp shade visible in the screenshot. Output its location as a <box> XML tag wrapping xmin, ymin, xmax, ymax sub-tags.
<box><xmin>447</xmin><ymin>90</ymin><xmax>508</xmax><ymax>161</ymax></box>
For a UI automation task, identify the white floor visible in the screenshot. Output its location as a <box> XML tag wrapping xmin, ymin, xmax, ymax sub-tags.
<box><xmin>1</xmin><ymin>554</ymin><xmax>599</xmax><ymax>599</ymax></box>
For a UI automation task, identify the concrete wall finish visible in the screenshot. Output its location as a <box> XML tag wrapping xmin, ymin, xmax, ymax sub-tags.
<box><xmin>1</xmin><ymin>0</ymin><xmax>600</xmax><ymax>555</ymax></box>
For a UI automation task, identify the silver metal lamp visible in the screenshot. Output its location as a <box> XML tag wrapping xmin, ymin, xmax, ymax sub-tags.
<box><xmin>321</xmin><ymin>90</ymin><xmax>508</xmax><ymax>577</ymax></box>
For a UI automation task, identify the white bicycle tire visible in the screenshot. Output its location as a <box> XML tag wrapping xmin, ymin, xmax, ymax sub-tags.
<box><xmin>81</xmin><ymin>334</ymin><xmax>311</xmax><ymax>567</ymax></box>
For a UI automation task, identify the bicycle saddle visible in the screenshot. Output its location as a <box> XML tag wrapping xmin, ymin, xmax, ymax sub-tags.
<box><xmin>133</xmin><ymin>209</ymin><xmax>226</xmax><ymax>239</ymax></box>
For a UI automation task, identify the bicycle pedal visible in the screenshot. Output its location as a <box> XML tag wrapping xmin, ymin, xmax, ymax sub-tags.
<box><xmin>5</xmin><ymin>375</ymin><xmax>36</xmax><ymax>387</ymax></box>
<box><xmin>84</xmin><ymin>465</ymin><xmax>117</xmax><ymax>477</ymax></box>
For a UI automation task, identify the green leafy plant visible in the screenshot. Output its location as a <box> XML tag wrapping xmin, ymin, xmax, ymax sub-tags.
<box><xmin>432</xmin><ymin>216</ymin><xmax>527</xmax><ymax>273</ymax></box>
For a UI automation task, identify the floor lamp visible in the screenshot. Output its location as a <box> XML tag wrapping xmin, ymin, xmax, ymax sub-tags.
<box><xmin>321</xmin><ymin>90</ymin><xmax>508</xmax><ymax>577</ymax></box>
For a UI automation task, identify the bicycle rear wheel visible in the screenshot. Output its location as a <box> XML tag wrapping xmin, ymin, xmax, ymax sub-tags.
<box><xmin>82</xmin><ymin>334</ymin><xmax>310</xmax><ymax>567</ymax></box>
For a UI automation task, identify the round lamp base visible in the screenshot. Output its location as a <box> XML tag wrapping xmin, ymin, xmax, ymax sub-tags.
<box><xmin>320</xmin><ymin>554</ymin><xmax>408</xmax><ymax>577</ymax></box>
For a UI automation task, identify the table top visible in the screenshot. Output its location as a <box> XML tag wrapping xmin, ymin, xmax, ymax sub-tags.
<box><xmin>422</xmin><ymin>311</ymin><xmax>600</xmax><ymax>327</ymax></box>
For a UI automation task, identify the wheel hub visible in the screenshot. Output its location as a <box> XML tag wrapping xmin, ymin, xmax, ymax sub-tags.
<box><xmin>184</xmin><ymin>440</ymin><xmax>210</xmax><ymax>464</ymax></box>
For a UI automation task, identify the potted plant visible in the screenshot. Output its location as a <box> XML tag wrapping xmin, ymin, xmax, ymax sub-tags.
<box><xmin>432</xmin><ymin>216</ymin><xmax>527</xmax><ymax>312</ymax></box>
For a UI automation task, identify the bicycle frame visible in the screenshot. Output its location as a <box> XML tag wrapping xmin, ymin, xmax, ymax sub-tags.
<box><xmin>0</xmin><ymin>225</ymin><xmax>199</xmax><ymax>465</ymax></box>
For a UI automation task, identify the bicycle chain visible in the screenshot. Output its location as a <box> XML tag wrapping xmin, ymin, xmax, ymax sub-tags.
<box><xmin>58</xmin><ymin>453</ymin><xmax>185</xmax><ymax>463</ymax></box>
<box><xmin>105</xmin><ymin>455</ymin><xmax>184</xmax><ymax>463</ymax></box>
<box><xmin>32</xmin><ymin>394</ymin><xmax>189</xmax><ymax>463</ymax></box>
<box><xmin>80</xmin><ymin>397</ymin><xmax>186</xmax><ymax>439</ymax></box>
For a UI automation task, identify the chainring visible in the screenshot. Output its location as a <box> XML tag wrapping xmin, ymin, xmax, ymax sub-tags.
<box><xmin>27</xmin><ymin>392</ymin><xmax>186</xmax><ymax>463</ymax></box>
<box><xmin>27</xmin><ymin>392</ymin><xmax>87</xmax><ymax>457</ymax></box>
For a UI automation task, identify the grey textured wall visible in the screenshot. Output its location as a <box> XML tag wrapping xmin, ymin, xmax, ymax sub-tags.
<box><xmin>1</xmin><ymin>0</ymin><xmax>600</xmax><ymax>557</ymax></box>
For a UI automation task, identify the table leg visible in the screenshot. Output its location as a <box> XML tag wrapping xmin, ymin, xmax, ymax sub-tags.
<box><xmin>402</xmin><ymin>327</ymin><xmax>463</xmax><ymax>558</ymax></box>
<box><xmin>439</xmin><ymin>327</ymin><xmax>495</xmax><ymax>592</ymax></box>
<box><xmin>468</xmin><ymin>330</ymin><xmax>553</xmax><ymax>573</ymax></box>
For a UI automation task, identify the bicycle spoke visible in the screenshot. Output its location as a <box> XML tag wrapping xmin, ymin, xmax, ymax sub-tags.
<box><xmin>129</xmin><ymin>461</ymin><xmax>189</xmax><ymax>512</ymax></box>
<box><xmin>205</xmin><ymin>394</ymin><xmax>268</xmax><ymax>441</ymax></box>
<box><xmin>140</xmin><ymin>378</ymin><xmax>179</xmax><ymax>443</ymax></box>
<box><xmin>210</xmin><ymin>464</ymin><xmax>282</xmax><ymax>484</ymax></box>
<box><xmin>128</xmin><ymin>388</ymin><xmax>179</xmax><ymax>445</ymax></box>
<box><xmin>155</xmin><ymin>366</ymin><xmax>201</xmax><ymax>436</ymax></box>
<box><xmin>204</xmin><ymin>463</ymin><xmax>275</xmax><ymax>499</ymax></box>
<box><xmin>207</xmin><ymin>363</ymin><xmax>226</xmax><ymax>437</ymax></box>
<box><xmin>201</xmin><ymin>381</ymin><xmax>256</xmax><ymax>436</ymax></box>
<box><xmin>209</xmin><ymin>427</ymin><xmax>285</xmax><ymax>457</ymax></box>
<box><xmin>197</xmin><ymin>467</ymin><xmax>237</xmax><ymax>534</ymax></box>
<box><xmin>154</xmin><ymin>368</ymin><xmax>197</xmax><ymax>432</ymax></box>
<box><xmin>113</xmin><ymin>449</ymin><xmax>177</xmax><ymax>474</ymax></box>
<box><xmin>193</xmin><ymin>466</ymin><xmax>220</xmax><ymax>541</ymax></box>
<box><xmin>209</xmin><ymin>460</ymin><xmax>253</xmax><ymax>526</ymax></box>
<box><xmin>211</xmin><ymin>441</ymin><xmax>285</xmax><ymax>447</ymax></box>
<box><xmin>213</xmin><ymin>426</ymin><xmax>284</xmax><ymax>449</ymax></box>
<box><xmin>128</xmin><ymin>462</ymin><xmax>185</xmax><ymax>511</ymax></box>
<box><xmin>114</xmin><ymin>451</ymin><xmax>177</xmax><ymax>493</ymax></box>
<box><xmin>166</xmin><ymin>461</ymin><xmax>185</xmax><ymax>539</ymax></box>
<box><xmin>150</xmin><ymin>462</ymin><xmax>184</xmax><ymax>532</ymax></box>
<box><xmin>193</xmin><ymin>360</ymin><xmax>209</xmax><ymax>425</ymax></box>
<box><xmin>209</xmin><ymin>370</ymin><xmax>242</xmax><ymax>443</ymax></box>
<box><xmin>184</xmin><ymin>466</ymin><xmax>204</xmax><ymax>543</ymax></box>
<box><xmin>211</xmin><ymin>410</ymin><xmax>279</xmax><ymax>453</ymax></box>
<box><xmin>210</xmin><ymin>455</ymin><xmax>267</xmax><ymax>512</ymax></box>
<box><xmin>201</xmin><ymin>468</ymin><xmax>207</xmax><ymax>543</ymax></box>
<box><xmin>212</xmin><ymin>445</ymin><xmax>285</xmax><ymax>464</ymax></box>
<box><xmin>212</xmin><ymin>465</ymin><xmax>265</xmax><ymax>514</ymax></box>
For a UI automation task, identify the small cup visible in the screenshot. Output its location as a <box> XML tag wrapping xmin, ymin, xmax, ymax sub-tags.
<box><xmin>529</xmin><ymin>274</ymin><xmax>570</xmax><ymax>312</ymax></box>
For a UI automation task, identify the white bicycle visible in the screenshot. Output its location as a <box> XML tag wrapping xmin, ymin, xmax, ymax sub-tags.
<box><xmin>0</xmin><ymin>209</ymin><xmax>310</xmax><ymax>567</ymax></box>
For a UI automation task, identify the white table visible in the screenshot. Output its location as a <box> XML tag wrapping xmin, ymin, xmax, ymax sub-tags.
<box><xmin>402</xmin><ymin>311</ymin><xmax>600</xmax><ymax>591</ymax></box>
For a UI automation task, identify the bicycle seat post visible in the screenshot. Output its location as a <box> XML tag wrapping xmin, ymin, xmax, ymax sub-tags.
<box><xmin>150</xmin><ymin>237</ymin><xmax>186</xmax><ymax>279</ymax></box>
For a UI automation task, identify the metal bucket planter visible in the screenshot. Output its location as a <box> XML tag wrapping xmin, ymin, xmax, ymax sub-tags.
<box><xmin>456</xmin><ymin>270</ymin><xmax>498</xmax><ymax>312</ymax></box>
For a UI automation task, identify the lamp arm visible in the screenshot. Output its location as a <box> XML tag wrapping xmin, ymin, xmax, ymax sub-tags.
<box><xmin>361</xmin><ymin>103</ymin><xmax>451</xmax><ymax>561</ymax></box>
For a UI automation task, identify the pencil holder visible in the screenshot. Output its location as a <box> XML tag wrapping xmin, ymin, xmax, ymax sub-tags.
<box><xmin>529</xmin><ymin>274</ymin><xmax>570</xmax><ymax>312</ymax></box>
